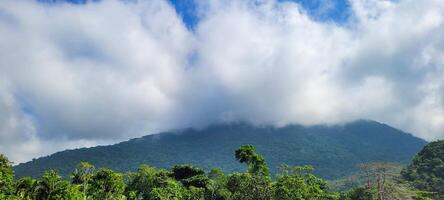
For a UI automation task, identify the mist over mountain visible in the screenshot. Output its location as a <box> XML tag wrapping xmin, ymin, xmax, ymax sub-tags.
<box><xmin>14</xmin><ymin>120</ymin><xmax>426</xmax><ymax>180</ymax></box>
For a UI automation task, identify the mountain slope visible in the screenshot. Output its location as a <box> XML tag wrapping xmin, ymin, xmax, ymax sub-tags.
<box><xmin>14</xmin><ymin>120</ymin><xmax>427</xmax><ymax>180</ymax></box>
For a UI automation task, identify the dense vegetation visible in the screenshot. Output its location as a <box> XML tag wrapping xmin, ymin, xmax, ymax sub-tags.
<box><xmin>402</xmin><ymin>140</ymin><xmax>444</xmax><ymax>199</ymax></box>
<box><xmin>15</xmin><ymin>120</ymin><xmax>426</xmax><ymax>180</ymax></box>
<box><xmin>0</xmin><ymin>144</ymin><xmax>436</xmax><ymax>200</ymax></box>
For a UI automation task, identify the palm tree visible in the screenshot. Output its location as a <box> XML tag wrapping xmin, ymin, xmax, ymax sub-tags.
<box><xmin>15</xmin><ymin>177</ymin><xmax>36</xmax><ymax>200</ymax></box>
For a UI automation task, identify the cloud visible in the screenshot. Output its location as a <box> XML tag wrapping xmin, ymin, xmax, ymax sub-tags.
<box><xmin>0</xmin><ymin>0</ymin><xmax>443</xmax><ymax>163</ymax></box>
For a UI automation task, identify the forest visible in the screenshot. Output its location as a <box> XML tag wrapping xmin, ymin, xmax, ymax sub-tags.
<box><xmin>1</xmin><ymin>141</ymin><xmax>443</xmax><ymax>200</ymax></box>
<box><xmin>14</xmin><ymin>121</ymin><xmax>427</xmax><ymax>180</ymax></box>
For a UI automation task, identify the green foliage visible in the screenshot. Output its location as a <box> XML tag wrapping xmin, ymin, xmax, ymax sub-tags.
<box><xmin>172</xmin><ymin>165</ymin><xmax>205</xmax><ymax>182</ymax></box>
<box><xmin>1</xmin><ymin>141</ymin><xmax>437</xmax><ymax>200</ymax></box>
<box><xmin>149</xmin><ymin>179</ymin><xmax>184</xmax><ymax>200</ymax></box>
<box><xmin>329</xmin><ymin>163</ymin><xmax>405</xmax><ymax>192</ymax></box>
<box><xmin>222</xmin><ymin>145</ymin><xmax>273</xmax><ymax>200</ymax></box>
<box><xmin>14</xmin><ymin>121</ymin><xmax>427</xmax><ymax>180</ymax></box>
<box><xmin>34</xmin><ymin>170</ymin><xmax>70</xmax><ymax>200</ymax></box>
<box><xmin>71</xmin><ymin>162</ymin><xmax>95</xmax><ymax>185</ymax></box>
<box><xmin>205</xmin><ymin>168</ymin><xmax>230</xmax><ymax>200</ymax></box>
<box><xmin>339</xmin><ymin>181</ymin><xmax>435</xmax><ymax>200</ymax></box>
<box><xmin>89</xmin><ymin>168</ymin><xmax>125</xmax><ymax>200</ymax></box>
<box><xmin>126</xmin><ymin>164</ymin><xmax>158</xmax><ymax>199</ymax></box>
<box><xmin>181</xmin><ymin>175</ymin><xmax>210</xmax><ymax>189</ymax></box>
<box><xmin>170</xmin><ymin>165</ymin><xmax>210</xmax><ymax>189</ymax></box>
<box><xmin>66</xmin><ymin>184</ymin><xmax>86</xmax><ymax>200</ymax></box>
<box><xmin>340</xmin><ymin>187</ymin><xmax>375</xmax><ymax>200</ymax></box>
<box><xmin>337</xmin><ymin>162</ymin><xmax>436</xmax><ymax>200</ymax></box>
<box><xmin>0</xmin><ymin>154</ymin><xmax>14</xmax><ymax>198</ymax></box>
<box><xmin>402</xmin><ymin>140</ymin><xmax>444</xmax><ymax>198</ymax></box>
<box><xmin>235</xmin><ymin>145</ymin><xmax>270</xmax><ymax>177</ymax></box>
<box><xmin>71</xmin><ymin>161</ymin><xmax>95</xmax><ymax>199</ymax></box>
<box><xmin>226</xmin><ymin>172</ymin><xmax>272</xmax><ymax>200</ymax></box>
<box><xmin>274</xmin><ymin>165</ymin><xmax>338</xmax><ymax>200</ymax></box>
<box><xmin>183</xmin><ymin>186</ymin><xmax>205</xmax><ymax>200</ymax></box>
<box><xmin>15</xmin><ymin>176</ymin><xmax>36</xmax><ymax>199</ymax></box>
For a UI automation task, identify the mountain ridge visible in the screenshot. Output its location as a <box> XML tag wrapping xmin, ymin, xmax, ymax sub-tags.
<box><xmin>14</xmin><ymin>120</ymin><xmax>427</xmax><ymax>180</ymax></box>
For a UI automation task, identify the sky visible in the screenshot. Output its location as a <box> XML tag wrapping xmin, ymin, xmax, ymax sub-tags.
<box><xmin>0</xmin><ymin>0</ymin><xmax>443</xmax><ymax>164</ymax></box>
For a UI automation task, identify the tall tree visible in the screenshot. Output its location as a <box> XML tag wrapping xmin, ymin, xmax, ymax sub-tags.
<box><xmin>228</xmin><ymin>145</ymin><xmax>273</xmax><ymax>199</ymax></box>
<box><xmin>205</xmin><ymin>168</ymin><xmax>230</xmax><ymax>200</ymax></box>
<box><xmin>126</xmin><ymin>164</ymin><xmax>158</xmax><ymax>200</ymax></box>
<box><xmin>15</xmin><ymin>176</ymin><xmax>36</xmax><ymax>200</ymax></box>
<box><xmin>71</xmin><ymin>162</ymin><xmax>95</xmax><ymax>200</ymax></box>
<box><xmin>274</xmin><ymin>165</ymin><xmax>338</xmax><ymax>200</ymax></box>
<box><xmin>148</xmin><ymin>179</ymin><xmax>184</xmax><ymax>200</ymax></box>
<box><xmin>234</xmin><ymin>145</ymin><xmax>270</xmax><ymax>177</ymax></box>
<box><xmin>226</xmin><ymin>172</ymin><xmax>272</xmax><ymax>200</ymax></box>
<box><xmin>89</xmin><ymin>168</ymin><xmax>125</xmax><ymax>200</ymax></box>
<box><xmin>358</xmin><ymin>162</ymin><xmax>400</xmax><ymax>200</ymax></box>
<box><xmin>0</xmin><ymin>154</ymin><xmax>14</xmax><ymax>198</ymax></box>
<box><xmin>34</xmin><ymin>170</ymin><xmax>70</xmax><ymax>200</ymax></box>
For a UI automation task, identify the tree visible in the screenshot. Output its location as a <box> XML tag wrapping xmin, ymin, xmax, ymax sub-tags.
<box><xmin>183</xmin><ymin>186</ymin><xmax>205</xmax><ymax>200</ymax></box>
<box><xmin>338</xmin><ymin>162</ymin><xmax>434</xmax><ymax>200</ymax></box>
<box><xmin>34</xmin><ymin>170</ymin><xmax>70</xmax><ymax>200</ymax></box>
<box><xmin>171</xmin><ymin>165</ymin><xmax>209</xmax><ymax>189</ymax></box>
<box><xmin>226</xmin><ymin>145</ymin><xmax>273</xmax><ymax>200</ymax></box>
<box><xmin>273</xmin><ymin>165</ymin><xmax>338</xmax><ymax>200</ymax></box>
<box><xmin>71</xmin><ymin>162</ymin><xmax>95</xmax><ymax>200</ymax></box>
<box><xmin>402</xmin><ymin>140</ymin><xmax>444</xmax><ymax>198</ymax></box>
<box><xmin>234</xmin><ymin>145</ymin><xmax>270</xmax><ymax>177</ymax></box>
<box><xmin>126</xmin><ymin>164</ymin><xmax>158</xmax><ymax>200</ymax></box>
<box><xmin>181</xmin><ymin>175</ymin><xmax>210</xmax><ymax>189</ymax></box>
<box><xmin>357</xmin><ymin>162</ymin><xmax>400</xmax><ymax>200</ymax></box>
<box><xmin>66</xmin><ymin>184</ymin><xmax>87</xmax><ymax>200</ymax></box>
<box><xmin>148</xmin><ymin>179</ymin><xmax>184</xmax><ymax>200</ymax></box>
<box><xmin>89</xmin><ymin>168</ymin><xmax>125</xmax><ymax>200</ymax></box>
<box><xmin>340</xmin><ymin>187</ymin><xmax>375</xmax><ymax>200</ymax></box>
<box><xmin>226</xmin><ymin>172</ymin><xmax>272</xmax><ymax>200</ymax></box>
<box><xmin>0</xmin><ymin>154</ymin><xmax>14</xmax><ymax>197</ymax></box>
<box><xmin>15</xmin><ymin>176</ymin><xmax>36</xmax><ymax>200</ymax></box>
<box><xmin>171</xmin><ymin>165</ymin><xmax>205</xmax><ymax>181</ymax></box>
<box><xmin>205</xmin><ymin>168</ymin><xmax>230</xmax><ymax>200</ymax></box>
<box><xmin>1</xmin><ymin>145</ymin><xmax>348</xmax><ymax>199</ymax></box>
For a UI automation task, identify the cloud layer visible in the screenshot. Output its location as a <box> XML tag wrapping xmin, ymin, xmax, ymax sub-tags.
<box><xmin>0</xmin><ymin>0</ymin><xmax>443</xmax><ymax>163</ymax></box>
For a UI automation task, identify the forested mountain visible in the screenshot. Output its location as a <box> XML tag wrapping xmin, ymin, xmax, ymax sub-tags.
<box><xmin>14</xmin><ymin>120</ymin><xmax>426</xmax><ymax>180</ymax></box>
<box><xmin>402</xmin><ymin>140</ymin><xmax>444</xmax><ymax>198</ymax></box>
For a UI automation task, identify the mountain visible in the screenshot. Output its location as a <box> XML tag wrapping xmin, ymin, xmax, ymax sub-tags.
<box><xmin>14</xmin><ymin>120</ymin><xmax>427</xmax><ymax>180</ymax></box>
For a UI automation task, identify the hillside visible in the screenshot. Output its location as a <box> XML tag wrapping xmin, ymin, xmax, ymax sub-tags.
<box><xmin>14</xmin><ymin>120</ymin><xmax>427</xmax><ymax>180</ymax></box>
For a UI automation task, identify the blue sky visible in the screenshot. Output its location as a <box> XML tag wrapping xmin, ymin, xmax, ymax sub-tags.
<box><xmin>39</xmin><ymin>0</ymin><xmax>351</xmax><ymax>28</ymax></box>
<box><xmin>167</xmin><ymin>0</ymin><xmax>351</xmax><ymax>28</ymax></box>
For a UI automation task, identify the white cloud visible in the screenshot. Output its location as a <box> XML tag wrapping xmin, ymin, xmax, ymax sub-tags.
<box><xmin>0</xmin><ymin>0</ymin><xmax>443</xmax><ymax>163</ymax></box>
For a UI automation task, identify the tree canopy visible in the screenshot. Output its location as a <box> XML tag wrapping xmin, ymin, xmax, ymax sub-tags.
<box><xmin>402</xmin><ymin>140</ymin><xmax>444</xmax><ymax>199</ymax></box>
<box><xmin>0</xmin><ymin>154</ymin><xmax>14</xmax><ymax>198</ymax></box>
<box><xmin>0</xmin><ymin>143</ymin><xmax>437</xmax><ymax>200</ymax></box>
<box><xmin>1</xmin><ymin>145</ymin><xmax>339</xmax><ymax>200</ymax></box>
